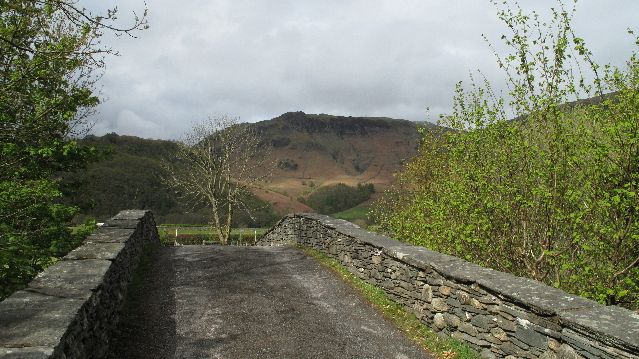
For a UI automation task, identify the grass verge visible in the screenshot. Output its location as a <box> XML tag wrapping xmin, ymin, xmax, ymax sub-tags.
<box><xmin>298</xmin><ymin>245</ymin><xmax>479</xmax><ymax>359</ymax></box>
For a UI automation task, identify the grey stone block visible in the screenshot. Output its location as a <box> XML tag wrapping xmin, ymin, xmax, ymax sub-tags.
<box><xmin>0</xmin><ymin>347</ymin><xmax>52</xmax><ymax>359</ymax></box>
<box><xmin>110</xmin><ymin>209</ymin><xmax>150</xmax><ymax>220</ymax></box>
<box><xmin>104</xmin><ymin>218</ymin><xmax>141</xmax><ymax>229</ymax></box>
<box><xmin>514</xmin><ymin>325</ymin><xmax>548</xmax><ymax>350</ymax></box>
<box><xmin>539</xmin><ymin>350</ymin><xmax>558</xmax><ymax>359</ymax></box>
<box><xmin>491</xmin><ymin>327</ymin><xmax>508</xmax><ymax>341</ymax></box>
<box><xmin>85</xmin><ymin>227</ymin><xmax>135</xmax><ymax>243</ymax></box>
<box><xmin>63</xmin><ymin>242</ymin><xmax>126</xmax><ymax>261</ymax></box>
<box><xmin>477</xmin><ymin>271</ymin><xmax>598</xmax><ymax>316</ymax></box>
<box><xmin>480</xmin><ymin>348</ymin><xmax>497</xmax><ymax>359</ymax></box>
<box><xmin>562</xmin><ymin>328</ymin><xmax>631</xmax><ymax>359</ymax></box>
<box><xmin>433</xmin><ymin>313</ymin><xmax>446</xmax><ymax>329</ymax></box>
<box><xmin>0</xmin><ymin>291</ymin><xmax>81</xmax><ymax>348</ymax></box>
<box><xmin>446</xmin><ymin>297</ymin><xmax>462</xmax><ymax>309</ymax></box>
<box><xmin>27</xmin><ymin>259</ymin><xmax>111</xmax><ymax>300</ymax></box>
<box><xmin>471</xmin><ymin>315</ymin><xmax>494</xmax><ymax>331</ymax></box>
<box><xmin>458</xmin><ymin>322</ymin><xmax>479</xmax><ymax>337</ymax></box>
<box><xmin>558</xmin><ymin>305</ymin><xmax>639</xmax><ymax>354</ymax></box>
<box><xmin>452</xmin><ymin>330</ymin><xmax>491</xmax><ymax>348</ymax></box>
<box><xmin>494</xmin><ymin>317</ymin><xmax>516</xmax><ymax>333</ymax></box>
<box><xmin>556</xmin><ymin>344</ymin><xmax>583</xmax><ymax>359</ymax></box>
<box><xmin>444</xmin><ymin>313</ymin><xmax>461</xmax><ymax>328</ymax></box>
<box><xmin>382</xmin><ymin>245</ymin><xmax>460</xmax><ymax>273</ymax></box>
<box><xmin>432</xmin><ymin>298</ymin><xmax>449</xmax><ymax>312</ymax></box>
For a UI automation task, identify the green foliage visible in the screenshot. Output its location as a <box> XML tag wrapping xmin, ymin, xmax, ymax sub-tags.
<box><xmin>375</xmin><ymin>1</ymin><xmax>639</xmax><ymax>309</ymax></box>
<box><xmin>63</xmin><ymin>134</ymin><xmax>180</xmax><ymax>221</ymax></box>
<box><xmin>0</xmin><ymin>2</ymin><xmax>146</xmax><ymax>299</ymax></box>
<box><xmin>163</xmin><ymin>116</ymin><xmax>273</xmax><ymax>244</ymax></box>
<box><xmin>304</xmin><ymin>183</ymin><xmax>374</xmax><ymax>214</ymax></box>
<box><xmin>63</xmin><ymin>133</ymin><xmax>279</xmax><ymax>228</ymax></box>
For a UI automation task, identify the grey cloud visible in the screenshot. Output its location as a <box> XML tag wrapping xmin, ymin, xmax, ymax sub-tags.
<box><xmin>88</xmin><ymin>0</ymin><xmax>639</xmax><ymax>139</ymax></box>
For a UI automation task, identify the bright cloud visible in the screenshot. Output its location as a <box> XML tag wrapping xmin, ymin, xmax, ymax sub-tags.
<box><xmin>88</xmin><ymin>0</ymin><xmax>639</xmax><ymax>139</ymax></box>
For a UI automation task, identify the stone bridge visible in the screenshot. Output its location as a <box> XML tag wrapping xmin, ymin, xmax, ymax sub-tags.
<box><xmin>0</xmin><ymin>210</ymin><xmax>638</xmax><ymax>358</ymax></box>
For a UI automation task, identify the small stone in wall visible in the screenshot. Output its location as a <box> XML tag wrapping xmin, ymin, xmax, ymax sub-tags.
<box><xmin>439</xmin><ymin>286</ymin><xmax>452</xmax><ymax>296</ymax></box>
<box><xmin>421</xmin><ymin>284</ymin><xmax>433</xmax><ymax>303</ymax></box>
<box><xmin>480</xmin><ymin>348</ymin><xmax>497</xmax><ymax>359</ymax></box>
<box><xmin>412</xmin><ymin>301</ymin><xmax>429</xmax><ymax>318</ymax></box>
<box><xmin>458</xmin><ymin>290</ymin><xmax>471</xmax><ymax>305</ymax></box>
<box><xmin>556</xmin><ymin>344</ymin><xmax>583</xmax><ymax>359</ymax></box>
<box><xmin>372</xmin><ymin>255</ymin><xmax>382</xmax><ymax>264</ymax></box>
<box><xmin>444</xmin><ymin>313</ymin><xmax>461</xmax><ymax>328</ymax></box>
<box><xmin>470</xmin><ymin>314</ymin><xmax>494</xmax><ymax>331</ymax></box>
<box><xmin>458</xmin><ymin>322</ymin><xmax>479</xmax><ymax>337</ymax></box>
<box><xmin>480</xmin><ymin>332</ymin><xmax>502</xmax><ymax>345</ymax></box>
<box><xmin>491</xmin><ymin>327</ymin><xmax>508</xmax><ymax>341</ymax></box>
<box><xmin>539</xmin><ymin>350</ymin><xmax>558</xmax><ymax>359</ymax></box>
<box><xmin>433</xmin><ymin>313</ymin><xmax>446</xmax><ymax>329</ymax></box>
<box><xmin>464</xmin><ymin>311</ymin><xmax>473</xmax><ymax>322</ymax></box>
<box><xmin>470</xmin><ymin>297</ymin><xmax>485</xmax><ymax>310</ymax></box>
<box><xmin>495</xmin><ymin>316</ymin><xmax>517</xmax><ymax>332</ymax></box>
<box><xmin>548</xmin><ymin>338</ymin><xmax>561</xmax><ymax>352</ymax></box>
<box><xmin>431</xmin><ymin>298</ymin><xmax>449</xmax><ymax>312</ymax></box>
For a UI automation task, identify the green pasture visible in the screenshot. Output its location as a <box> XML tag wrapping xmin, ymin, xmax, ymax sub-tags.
<box><xmin>331</xmin><ymin>206</ymin><xmax>370</xmax><ymax>222</ymax></box>
<box><xmin>157</xmin><ymin>225</ymin><xmax>268</xmax><ymax>245</ymax></box>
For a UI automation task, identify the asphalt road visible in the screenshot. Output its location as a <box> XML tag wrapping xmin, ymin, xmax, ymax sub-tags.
<box><xmin>106</xmin><ymin>245</ymin><xmax>433</xmax><ymax>359</ymax></box>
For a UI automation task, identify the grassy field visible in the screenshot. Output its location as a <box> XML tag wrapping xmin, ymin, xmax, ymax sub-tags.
<box><xmin>331</xmin><ymin>205</ymin><xmax>374</xmax><ymax>228</ymax></box>
<box><xmin>158</xmin><ymin>225</ymin><xmax>268</xmax><ymax>245</ymax></box>
<box><xmin>331</xmin><ymin>205</ymin><xmax>370</xmax><ymax>221</ymax></box>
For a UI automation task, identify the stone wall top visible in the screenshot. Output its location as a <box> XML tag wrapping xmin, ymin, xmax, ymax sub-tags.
<box><xmin>0</xmin><ymin>209</ymin><xmax>158</xmax><ymax>359</ymax></box>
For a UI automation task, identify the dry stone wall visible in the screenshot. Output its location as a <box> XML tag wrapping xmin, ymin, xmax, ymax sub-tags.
<box><xmin>0</xmin><ymin>210</ymin><xmax>159</xmax><ymax>359</ymax></box>
<box><xmin>259</xmin><ymin>213</ymin><xmax>639</xmax><ymax>359</ymax></box>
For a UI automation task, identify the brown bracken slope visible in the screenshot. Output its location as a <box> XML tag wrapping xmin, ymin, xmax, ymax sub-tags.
<box><xmin>249</xmin><ymin>112</ymin><xmax>437</xmax><ymax>213</ymax></box>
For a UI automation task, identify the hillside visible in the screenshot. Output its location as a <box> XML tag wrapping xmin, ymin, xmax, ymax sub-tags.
<box><xmin>67</xmin><ymin>113</ymin><xmax>436</xmax><ymax>222</ymax></box>
<box><xmin>252</xmin><ymin>112</ymin><xmax>429</xmax><ymax>211</ymax></box>
<box><xmin>63</xmin><ymin>133</ymin><xmax>180</xmax><ymax>220</ymax></box>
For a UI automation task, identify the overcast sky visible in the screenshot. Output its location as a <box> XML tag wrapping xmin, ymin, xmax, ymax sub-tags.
<box><xmin>88</xmin><ymin>1</ymin><xmax>639</xmax><ymax>139</ymax></box>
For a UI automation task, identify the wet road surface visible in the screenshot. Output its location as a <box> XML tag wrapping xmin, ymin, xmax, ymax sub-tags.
<box><xmin>106</xmin><ymin>245</ymin><xmax>433</xmax><ymax>359</ymax></box>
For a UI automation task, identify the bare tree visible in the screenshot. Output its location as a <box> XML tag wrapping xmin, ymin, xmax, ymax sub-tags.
<box><xmin>164</xmin><ymin>115</ymin><xmax>271</xmax><ymax>244</ymax></box>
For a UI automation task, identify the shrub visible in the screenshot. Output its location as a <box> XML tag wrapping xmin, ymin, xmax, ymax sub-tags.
<box><xmin>374</xmin><ymin>1</ymin><xmax>639</xmax><ymax>308</ymax></box>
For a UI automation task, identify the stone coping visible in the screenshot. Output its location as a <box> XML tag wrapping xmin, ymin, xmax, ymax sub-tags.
<box><xmin>0</xmin><ymin>209</ymin><xmax>158</xmax><ymax>359</ymax></box>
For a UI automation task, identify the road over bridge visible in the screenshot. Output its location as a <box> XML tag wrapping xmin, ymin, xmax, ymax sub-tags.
<box><xmin>106</xmin><ymin>245</ymin><xmax>433</xmax><ymax>359</ymax></box>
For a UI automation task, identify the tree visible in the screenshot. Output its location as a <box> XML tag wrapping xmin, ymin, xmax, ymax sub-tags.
<box><xmin>375</xmin><ymin>0</ymin><xmax>639</xmax><ymax>308</ymax></box>
<box><xmin>0</xmin><ymin>1</ymin><xmax>147</xmax><ymax>299</ymax></box>
<box><xmin>163</xmin><ymin>116</ymin><xmax>272</xmax><ymax>245</ymax></box>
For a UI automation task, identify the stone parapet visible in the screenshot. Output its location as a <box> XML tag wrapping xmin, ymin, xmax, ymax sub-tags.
<box><xmin>259</xmin><ymin>213</ymin><xmax>639</xmax><ymax>359</ymax></box>
<box><xmin>0</xmin><ymin>210</ymin><xmax>158</xmax><ymax>359</ymax></box>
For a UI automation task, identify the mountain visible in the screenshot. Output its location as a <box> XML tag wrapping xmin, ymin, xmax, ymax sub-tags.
<box><xmin>68</xmin><ymin>113</ymin><xmax>437</xmax><ymax>223</ymax></box>
<box><xmin>251</xmin><ymin>112</ymin><xmax>429</xmax><ymax>212</ymax></box>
